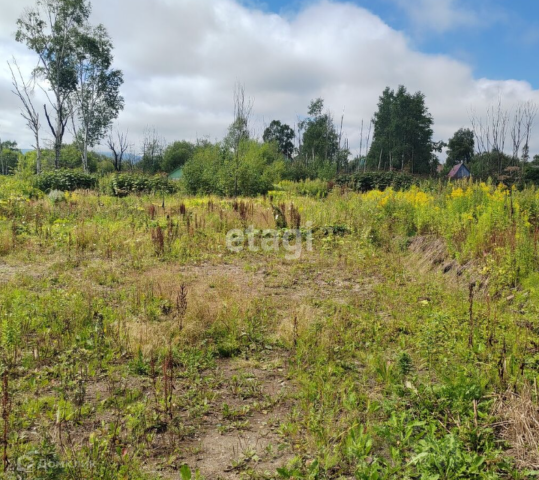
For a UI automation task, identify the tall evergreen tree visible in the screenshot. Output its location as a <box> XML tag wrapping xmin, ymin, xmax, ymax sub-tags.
<box><xmin>368</xmin><ymin>86</ymin><xmax>434</xmax><ymax>174</ymax></box>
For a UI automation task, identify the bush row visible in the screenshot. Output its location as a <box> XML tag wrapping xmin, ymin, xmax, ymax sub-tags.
<box><xmin>336</xmin><ymin>171</ymin><xmax>416</xmax><ymax>192</ymax></box>
<box><xmin>32</xmin><ymin>171</ymin><xmax>178</xmax><ymax>196</ymax></box>
<box><xmin>34</xmin><ymin>170</ymin><xmax>97</xmax><ymax>192</ymax></box>
<box><xmin>108</xmin><ymin>174</ymin><xmax>178</xmax><ymax>197</ymax></box>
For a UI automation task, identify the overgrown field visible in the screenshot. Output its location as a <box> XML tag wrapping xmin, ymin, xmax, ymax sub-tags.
<box><xmin>1</xmin><ymin>177</ymin><xmax>539</xmax><ymax>479</ymax></box>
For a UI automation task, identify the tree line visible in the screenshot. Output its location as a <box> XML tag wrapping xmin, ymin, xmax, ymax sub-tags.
<box><xmin>4</xmin><ymin>0</ymin><xmax>539</xmax><ymax>191</ymax></box>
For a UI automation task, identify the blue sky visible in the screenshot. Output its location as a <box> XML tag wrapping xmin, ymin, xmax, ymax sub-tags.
<box><xmin>255</xmin><ymin>0</ymin><xmax>539</xmax><ymax>88</ymax></box>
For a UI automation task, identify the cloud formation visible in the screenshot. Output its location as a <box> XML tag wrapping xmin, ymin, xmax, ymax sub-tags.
<box><xmin>392</xmin><ymin>0</ymin><xmax>479</xmax><ymax>34</ymax></box>
<box><xmin>1</xmin><ymin>0</ymin><xmax>538</xmax><ymax>159</ymax></box>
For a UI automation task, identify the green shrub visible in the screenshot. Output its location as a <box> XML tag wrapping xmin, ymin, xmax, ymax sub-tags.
<box><xmin>108</xmin><ymin>173</ymin><xmax>178</xmax><ymax>197</ymax></box>
<box><xmin>34</xmin><ymin>170</ymin><xmax>97</xmax><ymax>192</ymax></box>
<box><xmin>0</xmin><ymin>176</ymin><xmax>43</xmax><ymax>200</ymax></box>
<box><xmin>183</xmin><ymin>141</ymin><xmax>281</xmax><ymax>196</ymax></box>
<box><xmin>278</xmin><ymin>179</ymin><xmax>330</xmax><ymax>197</ymax></box>
<box><xmin>336</xmin><ymin>171</ymin><xmax>416</xmax><ymax>192</ymax></box>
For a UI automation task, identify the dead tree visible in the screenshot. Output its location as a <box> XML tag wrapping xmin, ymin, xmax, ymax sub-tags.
<box><xmin>470</xmin><ymin>97</ymin><xmax>509</xmax><ymax>175</ymax></box>
<box><xmin>7</xmin><ymin>58</ymin><xmax>42</xmax><ymax>173</ymax></box>
<box><xmin>230</xmin><ymin>82</ymin><xmax>253</xmax><ymax>196</ymax></box>
<box><xmin>141</xmin><ymin>126</ymin><xmax>166</xmax><ymax>173</ymax></box>
<box><xmin>522</xmin><ymin>101</ymin><xmax>537</xmax><ymax>163</ymax></box>
<box><xmin>364</xmin><ymin>119</ymin><xmax>372</xmax><ymax>173</ymax></box>
<box><xmin>107</xmin><ymin>127</ymin><xmax>130</xmax><ymax>172</ymax></box>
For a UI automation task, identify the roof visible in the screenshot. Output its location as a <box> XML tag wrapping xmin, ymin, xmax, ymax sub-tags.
<box><xmin>168</xmin><ymin>167</ymin><xmax>183</xmax><ymax>180</ymax></box>
<box><xmin>448</xmin><ymin>163</ymin><xmax>470</xmax><ymax>179</ymax></box>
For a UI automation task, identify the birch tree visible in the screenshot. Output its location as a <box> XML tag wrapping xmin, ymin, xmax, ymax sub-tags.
<box><xmin>71</xmin><ymin>24</ymin><xmax>123</xmax><ymax>172</ymax></box>
<box><xmin>16</xmin><ymin>0</ymin><xmax>91</xmax><ymax>169</ymax></box>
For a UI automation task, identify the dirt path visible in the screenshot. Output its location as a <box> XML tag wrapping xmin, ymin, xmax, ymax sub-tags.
<box><xmin>173</xmin><ymin>353</ymin><xmax>294</xmax><ymax>479</ymax></box>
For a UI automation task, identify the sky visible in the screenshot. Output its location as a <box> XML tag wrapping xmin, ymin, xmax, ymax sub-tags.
<box><xmin>1</xmin><ymin>0</ymin><xmax>539</xmax><ymax>160</ymax></box>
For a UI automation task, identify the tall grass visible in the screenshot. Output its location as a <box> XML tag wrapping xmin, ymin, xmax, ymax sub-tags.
<box><xmin>1</xmin><ymin>175</ymin><xmax>539</xmax><ymax>477</ymax></box>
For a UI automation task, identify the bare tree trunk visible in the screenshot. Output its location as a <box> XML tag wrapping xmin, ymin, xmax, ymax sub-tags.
<box><xmin>232</xmin><ymin>83</ymin><xmax>252</xmax><ymax>196</ymax></box>
<box><xmin>8</xmin><ymin>59</ymin><xmax>42</xmax><ymax>173</ymax></box>
<box><xmin>108</xmin><ymin>126</ymin><xmax>129</xmax><ymax>172</ymax></box>
<box><xmin>36</xmin><ymin>138</ymin><xmax>41</xmax><ymax>175</ymax></box>
<box><xmin>44</xmin><ymin>102</ymin><xmax>65</xmax><ymax>169</ymax></box>
<box><xmin>364</xmin><ymin>120</ymin><xmax>372</xmax><ymax>173</ymax></box>
<box><xmin>81</xmin><ymin>126</ymin><xmax>89</xmax><ymax>173</ymax></box>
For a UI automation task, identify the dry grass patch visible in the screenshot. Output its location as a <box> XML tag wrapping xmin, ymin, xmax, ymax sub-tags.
<box><xmin>494</xmin><ymin>388</ymin><xmax>539</xmax><ymax>469</ymax></box>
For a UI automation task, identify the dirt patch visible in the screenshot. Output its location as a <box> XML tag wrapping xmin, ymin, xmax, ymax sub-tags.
<box><xmin>138</xmin><ymin>255</ymin><xmax>375</xmax><ymax>308</ymax></box>
<box><xmin>0</xmin><ymin>259</ymin><xmax>46</xmax><ymax>284</ymax></box>
<box><xmin>146</xmin><ymin>352</ymin><xmax>295</xmax><ymax>479</ymax></box>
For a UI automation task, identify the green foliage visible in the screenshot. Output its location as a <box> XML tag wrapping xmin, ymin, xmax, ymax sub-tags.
<box><xmin>447</xmin><ymin>128</ymin><xmax>475</xmax><ymax>168</ymax></box>
<box><xmin>34</xmin><ymin>169</ymin><xmax>97</xmax><ymax>192</ymax></box>
<box><xmin>336</xmin><ymin>171</ymin><xmax>416</xmax><ymax>192</ymax></box>
<box><xmin>263</xmin><ymin>120</ymin><xmax>295</xmax><ymax>159</ymax></box>
<box><xmin>367</xmin><ymin>85</ymin><xmax>435</xmax><ymax>174</ymax></box>
<box><xmin>277</xmin><ymin>179</ymin><xmax>330</xmax><ymax>197</ymax></box>
<box><xmin>298</xmin><ymin>98</ymin><xmax>344</xmax><ymax>169</ymax></box>
<box><xmin>0</xmin><ymin>142</ymin><xmax>20</xmax><ymax>175</ymax></box>
<box><xmin>183</xmin><ymin>141</ymin><xmax>282</xmax><ymax>196</ymax></box>
<box><xmin>410</xmin><ymin>434</ymin><xmax>489</xmax><ymax>479</ymax></box>
<box><xmin>139</xmin><ymin>128</ymin><xmax>166</xmax><ymax>174</ymax></box>
<box><xmin>0</xmin><ymin>176</ymin><xmax>43</xmax><ymax>200</ymax></box>
<box><xmin>2</xmin><ymin>177</ymin><xmax>539</xmax><ymax>479</ymax></box>
<box><xmin>469</xmin><ymin>151</ymin><xmax>514</xmax><ymax>181</ymax></box>
<box><xmin>397</xmin><ymin>352</ymin><xmax>413</xmax><ymax>377</ymax></box>
<box><xmin>281</xmin><ymin>159</ymin><xmax>337</xmax><ymax>182</ymax></box>
<box><xmin>58</xmin><ymin>144</ymin><xmax>112</xmax><ymax>172</ymax></box>
<box><xmin>524</xmin><ymin>164</ymin><xmax>539</xmax><ymax>185</ymax></box>
<box><xmin>108</xmin><ymin>173</ymin><xmax>178</xmax><ymax>196</ymax></box>
<box><xmin>16</xmin><ymin>0</ymin><xmax>93</xmax><ymax>166</ymax></box>
<box><xmin>162</xmin><ymin>141</ymin><xmax>195</xmax><ymax>173</ymax></box>
<box><xmin>72</xmin><ymin>23</ymin><xmax>124</xmax><ymax>171</ymax></box>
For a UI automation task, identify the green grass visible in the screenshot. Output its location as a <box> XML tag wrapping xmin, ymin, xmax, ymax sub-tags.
<box><xmin>0</xmin><ymin>176</ymin><xmax>538</xmax><ymax>478</ymax></box>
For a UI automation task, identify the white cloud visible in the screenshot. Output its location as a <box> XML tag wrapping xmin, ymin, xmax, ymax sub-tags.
<box><xmin>0</xmin><ymin>0</ymin><xmax>538</xmax><ymax>160</ymax></box>
<box><xmin>392</xmin><ymin>0</ymin><xmax>479</xmax><ymax>34</ymax></box>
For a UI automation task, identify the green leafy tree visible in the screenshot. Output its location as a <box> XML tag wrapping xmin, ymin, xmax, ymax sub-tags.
<box><xmin>446</xmin><ymin>128</ymin><xmax>474</xmax><ymax>168</ymax></box>
<box><xmin>161</xmin><ymin>141</ymin><xmax>195</xmax><ymax>173</ymax></box>
<box><xmin>182</xmin><ymin>143</ymin><xmax>223</xmax><ymax>195</ymax></box>
<box><xmin>56</xmin><ymin>143</ymin><xmax>105</xmax><ymax>171</ymax></box>
<box><xmin>16</xmin><ymin>0</ymin><xmax>92</xmax><ymax>168</ymax></box>
<box><xmin>263</xmin><ymin>120</ymin><xmax>295</xmax><ymax>159</ymax></box>
<box><xmin>0</xmin><ymin>140</ymin><xmax>20</xmax><ymax>175</ymax></box>
<box><xmin>368</xmin><ymin>86</ymin><xmax>434</xmax><ymax>174</ymax></box>
<box><xmin>72</xmin><ymin>23</ymin><xmax>124</xmax><ymax>172</ymax></box>
<box><xmin>299</xmin><ymin>98</ymin><xmax>340</xmax><ymax>166</ymax></box>
<box><xmin>524</xmin><ymin>159</ymin><xmax>539</xmax><ymax>185</ymax></box>
<box><xmin>224</xmin><ymin>83</ymin><xmax>252</xmax><ymax>196</ymax></box>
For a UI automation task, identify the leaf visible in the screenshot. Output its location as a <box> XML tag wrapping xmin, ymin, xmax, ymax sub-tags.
<box><xmin>180</xmin><ymin>464</ymin><xmax>192</xmax><ymax>480</ymax></box>
<box><xmin>408</xmin><ymin>451</ymin><xmax>430</xmax><ymax>465</ymax></box>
